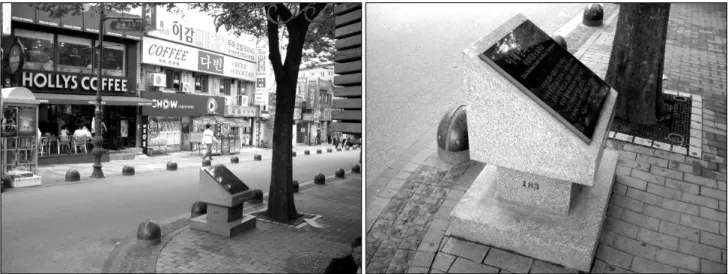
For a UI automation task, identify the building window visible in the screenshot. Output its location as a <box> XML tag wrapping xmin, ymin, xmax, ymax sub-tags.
<box><xmin>58</xmin><ymin>35</ymin><xmax>93</xmax><ymax>74</ymax></box>
<box><xmin>15</xmin><ymin>29</ymin><xmax>55</xmax><ymax>71</ymax></box>
<box><xmin>164</xmin><ymin>69</ymin><xmax>181</xmax><ymax>91</ymax></box>
<box><xmin>320</xmin><ymin>71</ymin><xmax>325</xmax><ymax>77</ymax></box>
<box><xmin>220</xmin><ymin>78</ymin><xmax>232</xmax><ymax>95</ymax></box>
<box><xmin>100</xmin><ymin>41</ymin><xmax>126</xmax><ymax>77</ymax></box>
<box><xmin>194</xmin><ymin>74</ymin><xmax>208</xmax><ymax>93</ymax></box>
<box><xmin>237</xmin><ymin>95</ymin><xmax>249</xmax><ymax>106</ymax></box>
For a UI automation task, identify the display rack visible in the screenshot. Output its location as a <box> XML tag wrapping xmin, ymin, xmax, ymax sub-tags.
<box><xmin>1</xmin><ymin>136</ymin><xmax>38</xmax><ymax>174</ymax></box>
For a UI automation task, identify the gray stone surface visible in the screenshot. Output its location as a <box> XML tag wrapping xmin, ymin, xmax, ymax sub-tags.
<box><xmin>198</xmin><ymin>168</ymin><xmax>255</xmax><ymax>207</ymax></box>
<box><xmin>449</xmin><ymin>149</ymin><xmax>618</xmax><ymax>271</ymax></box>
<box><xmin>497</xmin><ymin>166</ymin><xmax>580</xmax><ymax>216</ymax></box>
<box><xmin>463</xmin><ymin>13</ymin><xmax>617</xmax><ymax>187</ymax></box>
<box><xmin>189</xmin><ymin>214</ymin><xmax>257</xmax><ymax>238</ymax></box>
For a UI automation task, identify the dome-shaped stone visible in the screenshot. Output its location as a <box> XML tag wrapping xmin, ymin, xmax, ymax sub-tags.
<box><xmin>202</xmin><ymin>159</ymin><xmax>211</xmax><ymax>167</ymax></box>
<box><xmin>254</xmin><ymin>154</ymin><xmax>262</xmax><ymax>161</ymax></box>
<box><xmin>552</xmin><ymin>35</ymin><xmax>567</xmax><ymax>50</ymax></box>
<box><xmin>583</xmin><ymin>3</ymin><xmax>604</xmax><ymax>27</ymax></box>
<box><xmin>231</xmin><ymin>156</ymin><xmax>239</xmax><ymax>163</ymax></box>
<box><xmin>122</xmin><ymin>165</ymin><xmax>135</xmax><ymax>176</ymax></box>
<box><xmin>292</xmin><ymin>151</ymin><xmax>297</xmax><ymax>157</ymax></box>
<box><xmin>336</xmin><ymin>148</ymin><xmax>342</xmax><ymax>152</ymax></box>
<box><xmin>137</xmin><ymin>219</ymin><xmax>161</xmax><ymax>247</ymax></box>
<box><xmin>345</xmin><ymin>147</ymin><xmax>350</xmax><ymax>151</ymax></box>
<box><xmin>251</xmin><ymin>189</ymin><xmax>263</xmax><ymax>203</ymax></box>
<box><xmin>305</xmin><ymin>150</ymin><xmax>311</xmax><ymax>155</ymax></box>
<box><xmin>191</xmin><ymin>201</ymin><xmax>207</xmax><ymax>218</ymax></box>
<box><xmin>352</xmin><ymin>165</ymin><xmax>361</xmax><ymax>174</ymax></box>
<box><xmin>166</xmin><ymin>161</ymin><xmax>178</xmax><ymax>171</ymax></box>
<box><xmin>314</xmin><ymin>173</ymin><xmax>326</xmax><ymax>185</ymax></box>
<box><xmin>316</xmin><ymin>149</ymin><xmax>322</xmax><ymax>154</ymax></box>
<box><xmin>65</xmin><ymin>169</ymin><xmax>81</xmax><ymax>182</ymax></box>
<box><xmin>291</xmin><ymin>180</ymin><xmax>299</xmax><ymax>193</ymax></box>
<box><xmin>335</xmin><ymin>168</ymin><xmax>346</xmax><ymax>178</ymax></box>
<box><xmin>437</xmin><ymin>105</ymin><xmax>470</xmax><ymax>164</ymax></box>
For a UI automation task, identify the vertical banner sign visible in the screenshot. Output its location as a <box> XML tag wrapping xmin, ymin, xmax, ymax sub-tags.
<box><xmin>257</xmin><ymin>54</ymin><xmax>266</xmax><ymax>73</ymax></box>
<box><xmin>120</xmin><ymin>120</ymin><xmax>128</xmax><ymax>138</ymax></box>
<box><xmin>308</xmin><ymin>79</ymin><xmax>318</xmax><ymax>109</ymax></box>
<box><xmin>142</xmin><ymin>4</ymin><xmax>157</xmax><ymax>31</ymax></box>
<box><xmin>256</xmin><ymin>78</ymin><xmax>266</xmax><ymax>88</ymax></box>
<box><xmin>2</xmin><ymin>3</ymin><xmax>11</xmax><ymax>36</ymax></box>
<box><xmin>141</xmin><ymin>116</ymin><xmax>149</xmax><ymax>155</ymax></box>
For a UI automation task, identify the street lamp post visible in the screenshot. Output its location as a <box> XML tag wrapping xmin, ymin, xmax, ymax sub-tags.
<box><xmin>90</xmin><ymin>6</ymin><xmax>105</xmax><ymax>178</ymax></box>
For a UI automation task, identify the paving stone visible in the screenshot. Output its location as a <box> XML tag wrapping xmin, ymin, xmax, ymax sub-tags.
<box><xmin>685</xmin><ymin>173</ymin><xmax>719</xmax><ymax>188</ymax></box>
<box><xmin>656</xmin><ymin>248</ymin><xmax>701</xmax><ymax>272</ymax></box>
<box><xmin>625</xmin><ymin>143</ymin><xmax>655</xmax><ymax>155</ymax></box>
<box><xmin>440</xmin><ymin>237</ymin><xmax>489</xmax><ymax>263</ymax></box>
<box><xmin>409</xmin><ymin>251</ymin><xmax>435</xmax><ymax>268</ymax></box>
<box><xmin>702</xmin><ymin>169</ymin><xmax>727</xmax><ymax>182</ymax></box>
<box><xmin>600</xmin><ymin>229</ymin><xmax>617</xmax><ymax>247</ymax></box>
<box><xmin>620</xmin><ymin>209</ymin><xmax>661</xmax><ymax>231</ymax></box>
<box><xmin>721</xmin><ymin>201</ymin><xmax>726</xmax><ymax>212</ymax></box>
<box><xmin>681</xmin><ymin>214</ymin><xmax>721</xmax><ymax>234</ymax></box>
<box><xmin>627</xmin><ymin>187</ymin><xmax>663</xmax><ymax>207</ymax></box>
<box><xmin>647</xmin><ymin>182</ymin><xmax>684</xmax><ymax>200</ymax></box>
<box><xmin>482</xmin><ymin>248</ymin><xmax>533</xmax><ymax>273</ymax></box>
<box><xmin>606</xmin><ymin>216</ymin><xmax>640</xmax><ymax>238</ymax></box>
<box><xmin>617</xmin><ymin>165</ymin><xmax>632</xmax><ymax>176</ymax></box>
<box><xmin>670</xmin><ymin>161</ymin><xmax>697</xmax><ymax>173</ymax></box>
<box><xmin>683</xmin><ymin>192</ymin><xmax>720</xmax><ymax>209</ymax></box>
<box><xmin>660</xmin><ymin>220</ymin><xmax>701</xmax><ymax>242</ymax></box>
<box><xmin>431</xmin><ymin>252</ymin><xmax>456</xmax><ymax>272</ymax></box>
<box><xmin>637</xmin><ymin>227</ymin><xmax>680</xmax><ymax>250</ymax></box>
<box><xmin>679</xmin><ymin>239</ymin><xmax>723</xmax><ymax>263</ymax></box>
<box><xmin>530</xmin><ymin>259</ymin><xmax>579</xmax><ymax>273</ymax></box>
<box><xmin>651</xmin><ymin>165</ymin><xmax>685</xmax><ymax>180</ymax></box>
<box><xmin>636</xmin><ymin>154</ymin><xmax>670</xmax><ymax>168</ymax></box>
<box><xmin>619</xmin><ymin>158</ymin><xmax>652</xmax><ymax>171</ymax></box>
<box><xmin>619</xmin><ymin>150</ymin><xmax>638</xmax><ymax>160</ymax></box>
<box><xmin>643</xmin><ymin>204</ymin><xmax>682</xmax><ymax>223</ymax></box>
<box><xmin>591</xmin><ymin>259</ymin><xmax>633</xmax><ymax>273</ymax></box>
<box><xmin>406</xmin><ymin>266</ymin><xmax>430</xmax><ymax>273</ymax></box>
<box><xmin>449</xmin><ymin>257</ymin><xmax>499</xmax><ymax>273</ymax></box>
<box><xmin>700</xmin><ymin>258</ymin><xmax>727</xmax><ymax>273</ymax></box>
<box><xmin>614</xmin><ymin>234</ymin><xmax>658</xmax><ymax>260</ymax></box>
<box><xmin>700</xmin><ymin>231</ymin><xmax>727</xmax><ymax>249</ymax></box>
<box><xmin>612</xmin><ymin>193</ymin><xmax>645</xmax><ymax>212</ymax></box>
<box><xmin>655</xmin><ymin>149</ymin><xmax>687</xmax><ymax>163</ymax></box>
<box><xmin>613</xmin><ymin>183</ymin><xmax>629</xmax><ymax>196</ymax></box>
<box><xmin>665</xmin><ymin>178</ymin><xmax>701</xmax><ymax>194</ymax></box>
<box><xmin>700</xmin><ymin>206</ymin><xmax>727</xmax><ymax>223</ymax></box>
<box><xmin>596</xmin><ymin>244</ymin><xmax>634</xmax><ymax>269</ymax></box>
<box><xmin>618</xmin><ymin>174</ymin><xmax>648</xmax><ymax>190</ymax></box>
<box><xmin>663</xmin><ymin>198</ymin><xmax>701</xmax><ymax>215</ymax></box>
<box><xmin>386</xmin><ymin>179</ymin><xmax>407</xmax><ymax>190</ymax></box>
<box><xmin>700</xmin><ymin>186</ymin><xmax>727</xmax><ymax>201</ymax></box>
<box><xmin>632</xmin><ymin>169</ymin><xmax>667</xmax><ymax>185</ymax></box>
<box><xmin>631</xmin><ymin>256</ymin><xmax>678</xmax><ymax>273</ymax></box>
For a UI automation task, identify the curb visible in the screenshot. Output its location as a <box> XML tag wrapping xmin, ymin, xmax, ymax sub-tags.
<box><xmin>574</xmin><ymin>9</ymin><xmax>620</xmax><ymax>59</ymax></box>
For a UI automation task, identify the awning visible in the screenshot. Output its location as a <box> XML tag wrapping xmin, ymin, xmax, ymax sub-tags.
<box><xmin>225</xmin><ymin>117</ymin><xmax>250</xmax><ymax>127</ymax></box>
<box><xmin>2</xmin><ymin>87</ymin><xmax>40</xmax><ymax>105</ymax></box>
<box><xmin>33</xmin><ymin>93</ymin><xmax>153</xmax><ymax>106</ymax></box>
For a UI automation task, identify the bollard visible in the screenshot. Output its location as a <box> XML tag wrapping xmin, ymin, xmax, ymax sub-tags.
<box><xmin>291</xmin><ymin>180</ymin><xmax>299</xmax><ymax>193</ymax></box>
<box><xmin>305</xmin><ymin>150</ymin><xmax>310</xmax><ymax>155</ymax></box>
<box><xmin>437</xmin><ymin>105</ymin><xmax>470</xmax><ymax>164</ymax></box>
<box><xmin>314</xmin><ymin>173</ymin><xmax>326</xmax><ymax>185</ymax></box>
<box><xmin>337</xmin><ymin>148</ymin><xmax>342</xmax><ymax>152</ymax></box>
<box><xmin>202</xmin><ymin>159</ymin><xmax>211</xmax><ymax>167</ymax></box>
<box><xmin>254</xmin><ymin>154</ymin><xmax>262</xmax><ymax>161</ymax></box>
<box><xmin>166</xmin><ymin>161</ymin><xmax>178</xmax><ymax>171</ymax></box>
<box><xmin>552</xmin><ymin>35</ymin><xmax>567</xmax><ymax>50</ymax></box>
<box><xmin>335</xmin><ymin>168</ymin><xmax>346</xmax><ymax>178</ymax></box>
<box><xmin>137</xmin><ymin>219</ymin><xmax>162</xmax><ymax>247</ymax></box>
<box><xmin>251</xmin><ymin>189</ymin><xmax>263</xmax><ymax>203</ymax></box>
<box><xmin>327</xmin><ymin>148</ymin><xmax>333</xmax><ymax>153</ymax></box>
<box><xmin>65</xmin><ymin>169</ymin><xmax>81</xmax><ymax>182</ymax></box>
<box><xmin>352</xmin><ymin>165</ymin><xmax>361</xmax><ymax>174</ymax></box>
<box><xmin>191</xmin><ymin>201</ymin><xmax>207</xmax><ymax>218</ymax></box>
<box><xmin>231</xmin><ymin>156</ymin><xmax>239</xmax><ymax>163</ymax></box>
<box><xmin>316</xmin><ymin>149</ymin><xmax>322</xmax><ymax>154</ymax></box>
<box><xmin>122</xmin><ymin>165</ymin><xmax>135</xmax><ymax>176</ymax></box>
<box><xmin>583</xmin><ymin>3</ymin><xmax>604</xmax><ymax>27</ymax></box>
<box><xmin>292</xmin><ymin>151</ymin><xmax>297</xmax><ymax>157</ymax></box>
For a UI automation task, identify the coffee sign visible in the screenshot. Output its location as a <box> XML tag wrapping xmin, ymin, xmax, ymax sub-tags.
<box><xmin>8</xmin><ymin>42</ymin><xmax>24</xmax><ymax>74</ymax></box>
<box><xmin>21</xmin><ymin>71</ymin><xmax>128</xmax><ymax>93</ymax></box>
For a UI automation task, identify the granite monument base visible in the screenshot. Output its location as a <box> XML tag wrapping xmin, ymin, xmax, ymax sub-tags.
<box><xmin>449</xmin><ymin>149</ymin><xmax>617</xmax><ymax>271</ymax></box>
<box><xmin>190</xmin><ymin>214</ymin><xmax>257</xmax><ymax>238</ymax></box>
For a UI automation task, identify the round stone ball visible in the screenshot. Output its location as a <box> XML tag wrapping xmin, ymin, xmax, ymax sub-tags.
<box><xmin>305</xmin><ymin>150</ymin><xmax>311</xmax><ymax>155</ymax></box>
<box><xmin>202</xmin><ymin>159</ymin><xmax>211</xmax><ymax>167</ymax></box>
<box><xmin>352</xmin><ymin>165</ymin><xmax>361</xmax><ymax>174</ymax></box>
<box><xmin>314</xmin><ymin>173</ymin><xmax>326</xmax><ymax>185</ymax></box>
<box><xmin>583</xmin><ymin>3</ymin><xmax>604</xmax><ymax>27</ymax></box>
<box><xmin>345</xmin><ymin>147</ymin><xmax>350</xmax><ymax>151</ymax></box>
<box><xmin>65</xmin><ymin>169</ymin><xmax>81</xmax><ymax>182</ymax></box>
<box><xmin>122</xmin><ymin>165</ymin><xmax>135</xmax><ymax>176</ymax></box>
<box><xmin>552</xmin><ymin>35</ymin><xmax>567</xmax><ymax>50</ymax></box>
<box><xmin>254</xmin><ymin>154</ymin><xmax>262</xmax><ymax>161</ymax></box>
<box><xmin>231</xmin><ymin>156</ymin><xmax>239</xmax><ymax>163</ymax></box>
<box><xmin>327</xmin><ymin>148</ymin><xmax>333</xmax><ymax>153</ymax></box>
<box><xmin>191</xmin><ymin>201</ymin><xmax>207</xmax><ymax>218</ymax></box>
<box><xmin>166</xmin><ymin>161</ymin><xmax>178</xmax><ymax>171</ymax></box>
<box><xmin>292</xmin><ymin>151</ymin><xmax>297</xmax><ymax>157</ymax></box>
<box><xmin>316</xmin><ymin>149</ymin><xmax>322</xmax><ymax>154</ymax></box>
<box><xmin>291</xmin><ymin>180</ymin><xmax>300</xmax><ymax>193</ymax></box>
<box><xmin>137</xmin><ymin>219</ymin><xmax>161</xmax><ymax>247</ymax></box>
<box><xmin>336</xmin><ymin>148</ymin><xmax>342</xmax><ymax>152</ymax></box>
<box><xmin>251</xmin><ymin>189</ymin><xmax>263</xmax><ymax>203</ymax></box>
<box><xmin>335</xmin><ymin>168</ymin><xmax>346</xmax><ymax>178</ymax></box>
<box><xmin>437</xmin><ymin>105</ymin><xmax>470</xmax><ymax>164</ymax></box>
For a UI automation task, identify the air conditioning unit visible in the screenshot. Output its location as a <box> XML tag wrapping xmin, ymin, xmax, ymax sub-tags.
<box><xmin>151</xmin><ymin>73</ymin><xmax>166</xmax><ymax>87</ymax></box>
<box><xmin>182</xmin><ymin>83</ymin><xmax>191</xmax><ymax>93</ymax></box>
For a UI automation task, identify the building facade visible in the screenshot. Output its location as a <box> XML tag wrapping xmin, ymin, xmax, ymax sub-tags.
<box><xmin>296</xmin><ymin>65</ymin><xmax>335</xmax><ymax>145</ymax></box>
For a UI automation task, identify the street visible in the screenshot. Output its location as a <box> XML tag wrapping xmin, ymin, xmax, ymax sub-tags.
<box><xmin>1</xmin><ymin>150</ymin><xmax>361</xmax><ymax>273</ymax></box>
<box><xmin>365</xmin><ymin>3</ymin><xmax>586</xmax><ymax>182</ymax></box>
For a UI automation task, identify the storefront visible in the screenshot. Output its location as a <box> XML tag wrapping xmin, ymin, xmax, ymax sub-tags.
<box><xmin>139</xmin><ymin>90</ymin><xmax>225</xmax><ymax>155</ymax></box>
<box><xmin>1</xmin><ymin>87</ymin><xmax>40</xmax><ymax>178</ymax></box>
<box><xmin>225</xmin><ymin>104</ymin><xmax>258</xmax><ymax>148</ymax></box>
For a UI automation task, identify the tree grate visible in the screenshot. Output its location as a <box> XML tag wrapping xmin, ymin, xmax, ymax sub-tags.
<box><xmin>252</xmin><ymin>211</ymin><xmax>317</xmax><ymax>228</ymax></box>
<box><xmin>611</xmin><ymin>94</ymin><xmax>692</xmax><ymax>149</ymax></box>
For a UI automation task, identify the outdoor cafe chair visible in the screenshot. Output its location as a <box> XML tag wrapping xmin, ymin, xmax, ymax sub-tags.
<box><xmin>73</xmin><ymin>136</ymin><xmax>90</xmax><ymax>154</ymax></box>
<box><xmin>58</xmin><ymin>135</ymin><xmax>71</xmax><ymax>154</ymax></box>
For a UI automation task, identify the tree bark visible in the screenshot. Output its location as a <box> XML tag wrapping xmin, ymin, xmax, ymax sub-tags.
<box><xmin>604</xmin><ymin>3</ymin><xmax>671</xmax><ymax>125</ymax></box>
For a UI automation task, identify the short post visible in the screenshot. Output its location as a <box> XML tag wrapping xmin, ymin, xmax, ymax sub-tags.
<box><xmin>136</xmin><ymin>219</ymin><xmax>161</xmax><ymax>247</ymax></box>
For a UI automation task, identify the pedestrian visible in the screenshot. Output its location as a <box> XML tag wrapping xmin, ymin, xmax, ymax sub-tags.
<box><xmin>202</xmin><ymin>124</ymin><xmax>219</xmax><ymax>161</ymax></box>
<box><xmin>324</xmin><ymin>237</ymin><xmax>361</xmax><ymax>274</ymax></box>
<box><xmin>333</xmin><ymin>135</ymin><xmax>339</xmax><ymax>149</ymax></box>
<box><xmin>316</xmin><ymin>129</ymin><xmax>321</xmax><ymax>146</ymax></box>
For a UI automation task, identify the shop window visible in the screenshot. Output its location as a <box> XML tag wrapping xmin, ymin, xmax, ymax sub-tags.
<box><xmin>100</xmin><ymin>41</ymin><xmax>126</xmax><ymax>77</ymax></box>
<box><xmin>194</xmin><ymin>74</ymin><xmax>208</xmax><ymax>93</ymax></box>
<box><xmin>164</xmin><ymin>69</ymin><xmax>182</xmax><ymax>91</ymax></box>
<box><xmin>15</xmin><ymin>29</ymin><xmax>55</xmax><ymax>71</ymax></box>
<box><xmin>220</xmin><ymin>78</ymin><xmax>232</xmax><ymax>95</ymax></box>
<box><xmin>58</xmin><ymin>35</ymin><xmax>93</xmax><ymax>74</ymax></box>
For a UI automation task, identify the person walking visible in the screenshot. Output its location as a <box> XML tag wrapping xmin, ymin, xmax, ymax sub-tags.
<box><xmin>202</xmin><ymin>124</ymin><xmax>219</xmax><ymax>161</ymax></box>
<box><xmin>316</xmin><ymin>129</ymin><xmax>321</xmax><ymax>146</ymax></box>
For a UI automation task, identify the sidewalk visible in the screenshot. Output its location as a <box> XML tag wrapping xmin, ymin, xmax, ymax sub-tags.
<box><xmin>366</xmin><ymin>3</ymin><xmax>726</xmax><ymax>273</ymax></box>
<box><xmin>33</xmin><ymin>143</ymin><xmax>345</xmax><ymax>188</ymax></box>
<box><xmin>103</xmin><ymin>173</ymin><xmax>362</xmax><ymax>273</ymax></box>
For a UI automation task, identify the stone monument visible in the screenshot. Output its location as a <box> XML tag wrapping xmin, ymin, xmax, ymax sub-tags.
<box><xmin>190</xmin><ymin>164</ymin><xmax>257</xmax><ymax>238</ymax></box>
<box><xmin>449</xmin><ymin>14</ymin><xmax>618</xmax><ymax>271</ymax></box>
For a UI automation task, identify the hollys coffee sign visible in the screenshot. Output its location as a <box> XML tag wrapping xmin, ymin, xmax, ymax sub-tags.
<box><xmin>141</xmin><ymin>91</ymin><xmax>224</xmax><ymax>117</ymax></box>
<box><xmin>21</xmin><ymin>71</ymin><xmax>128</xmax><ymax>93</ymax></box>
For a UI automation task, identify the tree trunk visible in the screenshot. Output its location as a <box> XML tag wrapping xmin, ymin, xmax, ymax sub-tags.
<box><xmin>604</xmin><ymin>3</ymin><xmax>670</xmax><ymax>125</ymax></box>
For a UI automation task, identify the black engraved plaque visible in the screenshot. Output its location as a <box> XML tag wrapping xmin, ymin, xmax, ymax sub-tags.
<box><xmin>481</xmin><ymin>19</ymin><xmax>610</xmax><ymax>142</ymax></box>
<box><xmin>203</xmin><ymin>165</ymin><xmax>250</xmax><ymax>194</ymax></box>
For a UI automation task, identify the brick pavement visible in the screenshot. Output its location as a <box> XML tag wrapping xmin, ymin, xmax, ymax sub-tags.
<box><xmin>104</xmin><ymin>173</ymin><xmax>361</xmax><ymax>273</ymax></box>
<box><xmin>366</xmin><ymin>3</ymin><xmax>727</xmax><ymax>273</ymax></box>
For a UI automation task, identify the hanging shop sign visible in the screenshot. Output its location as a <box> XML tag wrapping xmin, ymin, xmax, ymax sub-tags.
<box><xmin>8</xmin><ymin>41</ymin><xmax>25</xmax><ymax>74</ymax></box>
<box><xmin>293</xmin><ymin>108</ymin><xmax>301</xmax><ymax>120</ymax></box>
<box><xmin>20</xmin><ymin>71</ymin><xmax>128</xmax><ymax>93</ymax></box>
<box><xmin>225</xmin><ymin>105</ymin><xmax>258</xmax><ymax>118</ymax></box>
<box><xmin>140</xmin><ymin>90</ymin><xmax>225</xmax><ymax>117</ymax></box>
<box><xmin>142</xmin><ymin>36</ymin><xmax>255</xmax><ymax>81</ymax></box>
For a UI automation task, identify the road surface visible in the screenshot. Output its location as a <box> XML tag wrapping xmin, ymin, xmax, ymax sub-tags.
<box><xmin>1</xmin><ymin>150</ymin><xmax>361</xmax><ymax>273</ymax></box>
<box><xmin>366</xmin><ymin>3</ymin><xmax>587</xmax><ymax>182</ymax></box>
